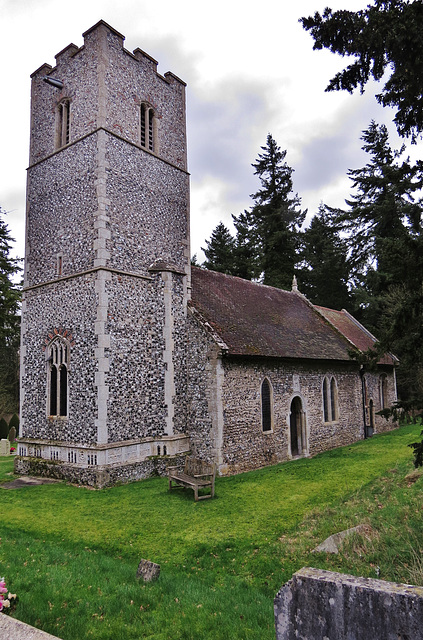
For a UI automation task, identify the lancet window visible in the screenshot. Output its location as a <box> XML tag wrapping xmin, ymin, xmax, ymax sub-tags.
<box><xmin>261</xmin><ymin>378</ymin><xmax>273</xmax><ymax>432</ymax></box>
<box><xmin>56</xmin><ymin>99</ymin><xmax>71</xmax><ymax>148</ymax></box>
<box><xmin>323</xmin><ymin>376</ymin><xmax>338</xmax><ymax>423</ymax></box>
<box><xmin>47</xmin><ymin>336</ymin><xmax>69</xmax><ymax>417</ymax></box>
<box><xmin>140</xmin><ymin>103</ymin><xmax>155</xmax><ymax>151</ymax></box>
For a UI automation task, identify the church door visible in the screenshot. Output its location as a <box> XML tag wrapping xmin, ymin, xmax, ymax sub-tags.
<box><xmin>290</xmin><ymin>396</ymin><xmax>305</xmax><ymax>457</ymax></box>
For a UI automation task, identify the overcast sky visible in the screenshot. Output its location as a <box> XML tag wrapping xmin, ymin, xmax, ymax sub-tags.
<box><xmin>1</xmin><ymin>0</ymin><xmax>421</xmax><ymax>264</ymax></box>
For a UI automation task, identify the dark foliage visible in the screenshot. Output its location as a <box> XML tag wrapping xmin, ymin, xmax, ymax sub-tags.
<box><xmin>201</xmin><ymin>222</ymin><xmax>237</xmax><ymax>274</ymax></box>
<box><xmin>0</xmin><ymin>208</ymin><xmax>21</xmax><ymax>415</ymax></box>
<box><xmin>300</xmin><ymin>204</ymin><xmax>352</xmax><ymax>310</ymax></box>
<box><xmin>408</xmin><ymin>430</ymin><xmax>423</xmax><ymax>468</ymax></box>
<box><xmin>301</xmin><ymin>0</ymin><xmax>423</xmax><ymax>141</ymax></box>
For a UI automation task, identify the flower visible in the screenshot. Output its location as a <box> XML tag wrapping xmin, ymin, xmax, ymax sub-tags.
<box><xmin>0</xmin><ymin>578</ymin><xmax>17</xmax><ymax>615</ymax></box>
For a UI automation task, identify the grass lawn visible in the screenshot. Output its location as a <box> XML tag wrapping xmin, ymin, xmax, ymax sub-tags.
<box><xmin>0</xmin><ymin>423</ymin><xmax>422</xmax><ymax>639</ymax></box>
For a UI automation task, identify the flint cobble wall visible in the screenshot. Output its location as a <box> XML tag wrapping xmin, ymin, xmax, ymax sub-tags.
<box><xmin>26</xmin><ymin>136</ymin><xmax>98</xmax><ymax>287</ymax></box>
<box><xmin>220</xmin><ymin>358</ymin><xmax>365</xmax><ymax>474</ymax></box>
<box><xmin>186</xmin><ymin>310</ymin><xmax>218</xmax><ymax>463</ymax></box>
<box><xmin>106</xmin><ymin>134</ymin><xmax>189</xmax><ymax>275</ymax></box>
<box><xmin>29</xmin><ymin>22</ymin><xmax>187</xmax><ymax>170</ymax></box>
<box><xmin>105</xmin><ymin>272</ymin><xmax>167</xmax><ymax>441</ymax></box>
<box><xmin>186</xmin><ymin>313</ymin><xmax>397</xmax><ymax>475</ymax></box>
<box><xmin>21</xmin><ymin>275</ymin><xmax>98</xmax><ymax>443</ymax></box>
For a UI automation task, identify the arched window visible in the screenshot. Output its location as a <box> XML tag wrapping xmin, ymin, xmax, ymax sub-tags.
<box><xmin>323</xmin><ymin>377</ymin><xmax>329</xmax><ymax>422</ymax></box>
<box><xmin>261</xmin><ymin>378</ymin><xmax>273</xmax><ymax>432</ymax></box>
<box><xmin>47</xmin><ymin>336</ymin><xmax>69</xmax><ymax>417</ymax></box>
<box><xmin>140</xmin><ymin>103</ymin><xmax>156</xmax><ymax>151</ymax></box>
<box><xmin>323</xmin><ymin>376</ymin><xmax>338</xmax><ymax>422</ymax></box>
<box><xmin>56</xmin><ymin>99</ymin><xmax>70</xmax><ymax>148</ymax></box>
<box><xmin>379</xmin><ymin>374</ymin><xmax>388</xmax><ymax>409</ymax></box>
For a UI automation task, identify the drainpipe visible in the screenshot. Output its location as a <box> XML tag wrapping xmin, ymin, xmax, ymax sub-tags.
<box><xmin>360</xmin><ymin>366</ymin><xmax>368</xmax><ymax>439</ymax></box>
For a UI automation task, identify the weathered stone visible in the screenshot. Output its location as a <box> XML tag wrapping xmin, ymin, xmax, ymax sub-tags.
<box><xmin>0</xmin><ymin>439</ymin><xmax>10</xmax><ymax>456</ymax></box>
<box><xmin>312</xmin><ymin>524</ymin><xmax>368</xmax><ymax>554</ymax></box>
<box><xmin>8</xmin><ymin>426</ymin><xmax>16</xmax><ymax>443</ymax></box>
<box><xmin>274</xmin><ymin>567</ymin><xmax>423</xmax><ymax>640</ymax></box>
<box><xmin>0</xmin><ymin>613</ymin><xmax>61</xmax><ymax>639</ymax></box>
<box><xmin>136</xmin><ymin>559</ymin><xmax>160</xmax><ymax>582</ymax></box>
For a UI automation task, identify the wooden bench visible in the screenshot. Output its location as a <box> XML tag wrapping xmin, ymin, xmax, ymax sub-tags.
<box><xmin>168</xmin><ymin>457</ymin><xmax>216</xmax><ymax>501</ymax></box>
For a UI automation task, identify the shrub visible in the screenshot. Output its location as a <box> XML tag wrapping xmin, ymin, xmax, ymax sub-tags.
<box><xmin>0</xmin><ymin>418</ymin><xmax>8</xmax><ymax>440</ymax></box>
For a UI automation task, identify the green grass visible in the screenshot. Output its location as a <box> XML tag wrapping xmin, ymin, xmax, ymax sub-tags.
<box><xmin>0</xmin><ymin>423</ymin><xmax>422</xmax><ymax>639</ymax></box>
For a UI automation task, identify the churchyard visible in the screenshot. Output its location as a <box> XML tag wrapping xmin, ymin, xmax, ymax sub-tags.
<box><xmin>0</xmin><ymin>422</ymin><xmax>422</xmax><ymax>639</ymax></box>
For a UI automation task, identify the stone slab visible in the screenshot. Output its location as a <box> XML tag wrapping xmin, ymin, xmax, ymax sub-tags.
<box><xmin>274</xmin><ymin>567</ymin><xmax>423</xmax><ymax>640</ymax></box>
<box><xmin>136</xmin><ymin>559</ymin><xmax>160</xmax><ymax>582</ymax></box>
<box><xmin>0</xmin><ymin>439</ymin><xmax>10</xmax><ymax>456</ymax></box>
<box><xmin>0</xmin><ymin>614</ymin><xmax>61</xmax><ymax>640</ymax></box>
<box><xmin>312</xmin><ymin>524</ymin><xmax>368</xmax><ymax>554</ymax></box>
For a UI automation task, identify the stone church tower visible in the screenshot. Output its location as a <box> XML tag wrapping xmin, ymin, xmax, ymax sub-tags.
<box><xmin>17</xmin><ymin>21</ymin><xmax>191</xmax><ymax>486</ymax></box>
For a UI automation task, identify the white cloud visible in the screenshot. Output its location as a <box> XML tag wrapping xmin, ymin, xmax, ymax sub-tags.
<box><xmin>1</xmin><ymin>0</ymin><xmax>422</xmax><ymax>264</ymax></box>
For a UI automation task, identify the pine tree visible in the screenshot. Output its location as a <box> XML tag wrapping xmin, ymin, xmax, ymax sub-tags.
<box><xmin>244</xmin><ymin>134</ymin><xmax>305</xmax><ymax>288</ymax></box>
<box><xmin>231</xmin><ymin>209</ymin><xmax>261</xmax><ymax>280</ymax></box>
<box><xmin>331</xmin><ymin>123</ymin><xmax>423</xmax><ymax>405</ymax></box>
<box><xmin>300</xmin><ymin>204</ymin><xmax>352</xmax><ymax>310</ymax></box>
<box><xmin>337</xmin><ymin>121</ymin><xmax>423</xmax><ymax>329</ymax></box>
<box><xmin>301</xmin><ymin>0</ymin><xmax>423</xmax><ymax>140</ymax></box>
<box><xmin>201</xmin><ymin>222</ymin><xmax>236</xmax><ymax>274</ymax></box>
<box><xmin>0</xmin><ymin>208</ymin><xmax>21</xmax><ymax>415</ymax></box>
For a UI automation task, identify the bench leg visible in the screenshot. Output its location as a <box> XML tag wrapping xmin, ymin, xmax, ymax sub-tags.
<box><xmin>194</xmin><ymin>485</ymin><xmax>199</xmax><ymax>501</ymax></box>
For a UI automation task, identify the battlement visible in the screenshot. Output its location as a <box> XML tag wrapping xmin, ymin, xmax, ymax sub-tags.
<box><xmin>29</xmin><ymin>20</ymin><xmax>187</xmax><ymax>170</ymax></box>
<box><xmin>32</xmin><ymin>20</ymin><xmax>185</xmax><ymax>88</ymax></box>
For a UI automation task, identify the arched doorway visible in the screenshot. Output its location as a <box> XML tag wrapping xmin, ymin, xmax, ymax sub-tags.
<box><xmin>290</xmin><ymin>396</ymin><xmax>307</xmax><ymax>457</ymax></box>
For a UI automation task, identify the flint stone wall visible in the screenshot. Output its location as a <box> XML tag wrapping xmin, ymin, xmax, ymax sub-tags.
<box><xmin>186</xmin><ymin>317</ymin><xmax>397</xmax><ymax>475</ymax></box>
<box><xmin>274</xmin><ymin>567</ymin><xmax>423</xmax><ymax>640</ymax></box>
<box><xmin>14</xmin><ymin>452</ymin><xmax>188</xmax><ymax>488</ymax></box>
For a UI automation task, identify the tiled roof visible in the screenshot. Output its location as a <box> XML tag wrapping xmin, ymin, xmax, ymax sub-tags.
<box><xmin>314</xmin><ymin>306</ymin><xmax>397</xmax><ymax>366</ymax></box>
<box><xmin>190</xmin><ymin>267</ymin><xmax>361</xmax><ymax>362</ymax></box>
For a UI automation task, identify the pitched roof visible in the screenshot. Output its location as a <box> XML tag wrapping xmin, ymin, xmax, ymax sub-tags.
<box><xmin>191</xmin><ymin>267</ymin><xmax>348</xmax><ymax>361</ymax></box>
<box><xmin>314</xmin><ymin>306</ymin><xmax>397</xmax><ymax>366</ymax></box>
<box><xmin>190</xmin><ymin>267</ymin><xmax>395</xmax><ymax>365</ymax></box>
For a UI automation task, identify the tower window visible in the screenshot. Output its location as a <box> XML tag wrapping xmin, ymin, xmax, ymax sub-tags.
<box><xmin>47</xmin><ymin>336</ymin><xmax>69</xmax><ymax>418</ymax></box>
<box><xmin>140</xmin><ymin>103</ymin><xmax>155</xmax><ymax>151</ymax></box>
<box><xmin>56</xmin><ymin>99</ymin><xmax>70</xmax><ymax>148</ymax></box>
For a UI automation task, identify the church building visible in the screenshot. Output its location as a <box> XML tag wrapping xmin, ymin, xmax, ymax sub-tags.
<box><xmin>16</xmin><ymin>21</ymin><xmax>398</xmax><ymax>487</ymax></box>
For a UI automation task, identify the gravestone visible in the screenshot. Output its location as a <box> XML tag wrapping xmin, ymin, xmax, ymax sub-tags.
<box><xmin>0</xmin><ymin>439</ymin><xmax>10</xmax><ymax>456</ymax></box>
<box><xmin>8</xmin><ymin>426</ymin><xmax>16</xmax><ymax>444</ymax></box>
<box><xmin>136</xmin><ymin>559</ymin><xmax>160</xmax><ymax>582</ymax></box>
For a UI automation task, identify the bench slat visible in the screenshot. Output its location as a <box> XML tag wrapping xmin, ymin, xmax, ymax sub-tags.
<box><xmin>168</xmin><ymin>457</ymin><xmax>216</xmax><ymax>501</ymax></box>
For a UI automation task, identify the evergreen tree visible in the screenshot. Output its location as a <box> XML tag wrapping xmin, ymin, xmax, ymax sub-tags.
<box><xmin>231</xmin><ymin>209</ymin><xmax>261</xmax><ymax>280</ymax></box>
<box><xmin>336</xmin><ymin>121</ymin><xmax>423</xmax><ymax>329</ymax></box>
<box><xmin>330</xmin><ymin>123</ymin><xmax>423</xmax><ymax>405</ymax></box>
<box><xmin>201</xmin><ymin>222</ymin><xmax>236</xmax><ymax>274</ymax></box>
<box><xmin>0</xmin><ymin>208</ymin><xmax>21</xmax><ymax>415</ymax></box>
<box><xmin>301</xmin><ymin>0</ymin><xmax>423</xmax><ymax>140</ymax></box>
<box><xmin>235</xmin><ymin>134</ymin><xmax>305</xmax><ymax>288</ymax></box>
<box><xmin>300</xmin><ymin>204</ymin><xmax>352</xmax><ymax>310</ymax></box>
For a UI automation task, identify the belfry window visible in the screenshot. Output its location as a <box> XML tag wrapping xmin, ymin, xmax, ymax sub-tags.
<box><xmin>261</xmin><ymin>378</ymin><xmax>273</xmax><ymax>432</ymax></box>
<box><xmin>47</xmin><ymin>337</ymin><xmax>69</xmax><ymax>417</ymax></box>
<box><xmin>323</xmin><ymin>376</ymin><xmax>338</xmax><ymax>422</ymax></box>
<box><xmin>56</xmin><ymin>99</ymin><xmax>70</xmax><ymax>148</ymax></box>
<box><xmin>140</xmin><ymin>103</ymin><xmax>155</xmax><ymax>151</ymax></box>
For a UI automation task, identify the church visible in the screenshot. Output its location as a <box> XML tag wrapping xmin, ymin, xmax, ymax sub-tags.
<box><xmin>16</xmin><ymin>21</ymin><xmax>398</xmax><ymax>487</ymax></box>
